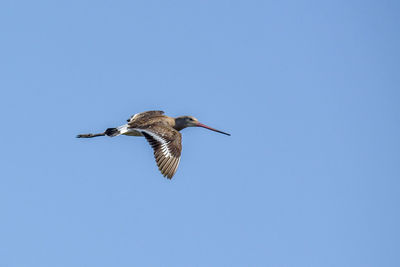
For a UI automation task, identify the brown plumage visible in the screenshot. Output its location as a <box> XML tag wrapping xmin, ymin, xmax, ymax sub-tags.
<box><xmin>77</xmin><ymin>110</ymin><xmax>230</xmax><ymax>179</ymax></box>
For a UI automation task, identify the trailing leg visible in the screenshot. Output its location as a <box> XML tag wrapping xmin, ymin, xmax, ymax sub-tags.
<box><xmin>76</xmin><ymin>132</ymin><xmax>105</xmax><ymax>138</ymax></box>
<box><xmin>76</xmin><ymin>127</ymin><xmax>120</xmax><ymax>138</ymax></box>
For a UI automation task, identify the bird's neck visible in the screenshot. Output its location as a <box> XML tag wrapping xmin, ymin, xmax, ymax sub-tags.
<box><xmin>173</xmin><ymin>117</ymin><xmax>187</xmax><ymax>131</ymax></box>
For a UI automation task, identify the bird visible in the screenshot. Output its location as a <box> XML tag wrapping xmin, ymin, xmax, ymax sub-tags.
<box><xmin>77</xmin><ymin>110</ymin><xmax>230</xmax><ymax>179</ymax></box>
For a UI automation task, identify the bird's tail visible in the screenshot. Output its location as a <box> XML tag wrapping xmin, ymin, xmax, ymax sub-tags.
<box><xmin>76</xmin><ymin>128</ymin><xmax>120</xmax><ymax>138</ymax></box>
<box><xmin>104</xmin><ymin>128</ymin><xmax>120</xmax><ymax>137</ymax></box>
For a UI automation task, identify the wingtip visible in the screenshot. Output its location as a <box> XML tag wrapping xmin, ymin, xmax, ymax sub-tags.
<box><xmin>164</xmin><ymin>174</ymin><xmax>173</xmax><ymax>180</ymax></box>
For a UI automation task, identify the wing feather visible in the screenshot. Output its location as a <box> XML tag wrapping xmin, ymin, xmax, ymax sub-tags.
<box><xmin>138</xmin><ymin>126</ymin><xmax>182</xmax><ymax>179</ymax></box>
<box><xmin>127</xmin><ymin>110</ymin><xmax>165</xmax><ymax>123</ymax></box>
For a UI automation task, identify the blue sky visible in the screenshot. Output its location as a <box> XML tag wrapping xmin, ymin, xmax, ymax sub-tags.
<box><xmin>1</xmin><ymin>0</ymin><xmax>399</xmax><ymax>266</ymax></box>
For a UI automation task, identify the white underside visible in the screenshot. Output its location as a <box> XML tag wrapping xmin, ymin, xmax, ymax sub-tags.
<box><xmin>117</xmin><ymin>124</ymin><xmax>172</xmax><ymax>158</ymax></box>
<box><xmin>117</xmin><ymin>124</ymin><xmax>143</xmax><ymax>136</ymax></box>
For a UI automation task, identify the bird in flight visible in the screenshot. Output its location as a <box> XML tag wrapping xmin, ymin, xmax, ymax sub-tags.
<box><xmin>77</xmin><ymin>110</ymin><xmax>230</xmax><ymax>179</ymax></box>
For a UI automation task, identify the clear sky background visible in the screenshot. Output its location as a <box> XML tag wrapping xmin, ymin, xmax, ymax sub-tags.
<box><xmin>0</xmin><ymin>0</ymin><xmax>399</xmax><ymax>266</ymax></box>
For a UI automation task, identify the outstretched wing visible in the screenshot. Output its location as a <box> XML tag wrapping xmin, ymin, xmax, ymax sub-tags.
<box><xmin>127</xmin><ymin>111</ymin><xmax>165</xmax><ymax>123</ymax></box>
<box><xmin>135</xmin><ymin>125</ymin><xmax>182</xmax><ymax>179</ymax></box>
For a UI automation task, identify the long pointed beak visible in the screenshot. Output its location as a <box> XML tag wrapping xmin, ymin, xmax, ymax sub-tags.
<box><xmin>196</xmin><ymin>122</ymin><xmax>231</xmax><ymax>136</ymax></box>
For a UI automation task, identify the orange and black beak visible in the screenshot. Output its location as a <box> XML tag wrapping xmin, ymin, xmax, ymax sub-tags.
<box><xmin>196</xmin><ymin>122</ymin><xmax>231</xmax><ymax>136</ymax></box>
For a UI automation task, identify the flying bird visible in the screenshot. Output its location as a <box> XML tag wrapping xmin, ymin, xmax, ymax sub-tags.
<box><xmin>77</xmin><ymin>110</ymin><xmax>230</xmax><ymax>179</ymax></box>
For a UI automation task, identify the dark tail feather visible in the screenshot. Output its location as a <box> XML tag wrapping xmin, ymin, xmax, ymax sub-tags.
<box><xmin>76</xmin><ymin>128</ymin><xmax>120</xmax><ymax>138</ymax></box>
<box><xmin>104</xmin><ymin>128</ymin><xmax>120</xmax><ymax>137</ymax></box>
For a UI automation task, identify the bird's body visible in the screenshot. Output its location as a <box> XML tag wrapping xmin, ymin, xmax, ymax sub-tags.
<box><xmin>77</xmin><ymin>110</ymin><xmax>230</xmax><ymax>179</ymax></box>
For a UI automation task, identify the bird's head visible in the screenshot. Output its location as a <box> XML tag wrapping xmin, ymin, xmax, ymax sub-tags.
<box><xmin>175</xmin><ymin>116</ymin><xmax>199</xmax><ymax>127</ymax></box>
<box><xmin>174</xmin><ymin>116</ymin><xmax>230</xmax><ymax>136</ymax></box>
